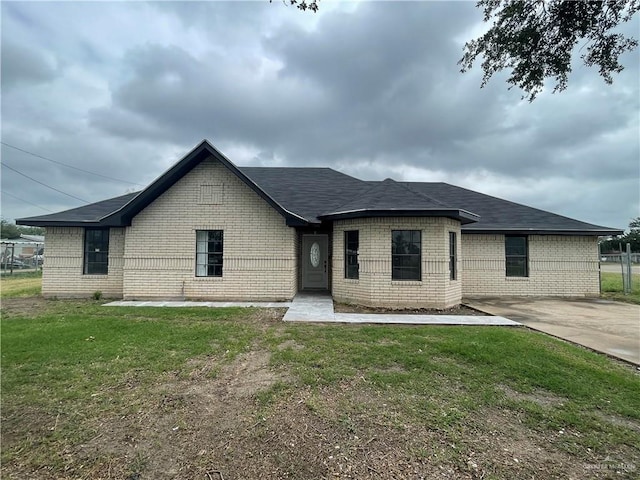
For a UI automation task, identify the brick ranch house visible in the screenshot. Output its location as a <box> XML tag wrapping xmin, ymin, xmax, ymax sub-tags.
<box><xmin>17</xmin><ymin>140</ymin><xmax>622</xmax><ymax>308</ymax></box>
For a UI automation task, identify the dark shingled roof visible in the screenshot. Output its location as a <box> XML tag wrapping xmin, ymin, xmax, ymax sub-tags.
<box><xmin>17</xmin><ymin>192</ymin><xmax>140</xmax><ymax>225</ymax></box>
<box><xmin>16</xmin><ymin>140</ymin><xmax>622</xmax><ymax>235</ymax></box>
<box><xmin>330</xmin><ymin>178</ymin><xmax>448</xmax><ymax>212</ymax></box>
<box><xmin>238</xmin><ymin>166</ymin><xmax>365</xmax><ymax>223</ymax></box>
<box><xmin>403</xmin><ymin>183</ymin><xmax>620</xmax><ymax>235</ymax></box>
<box><xmin>317</xmin><ymin>179</ymin><xmax>478</xmax><ymax>224</ymax></box>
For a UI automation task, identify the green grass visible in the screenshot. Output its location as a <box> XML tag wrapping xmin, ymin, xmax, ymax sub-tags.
<box><xmin>1</xmin><ymin>301</ymin><xmax>260</xmax><ymax>467</ymax></box>
<box><xmin>269</xmin><ymin>323</ymin><xmax>640</xmax><ymax>418</ymax></box>
<box><xmin>2</xmin><ymin>297</ymin><xmax>639</xmax><ymax>478</ymax></box>
<box><xmin>601</xmin><ymin>271</ymin><xmax>640</xmax><ymax>304</ymax></box>
<box><xmin>264</xmin><ymin>324</ymin><xmax>640</xmax><ymax>474</ymax></box>
<box><xmin>0</xmin><ymin>270</ymin><xmax>42</xmax><ymax>298</ymax></box>
<box><xmin>2</xmin><ymin>303</ymin><xmax>257</xmax><ymax>407</ymax></box>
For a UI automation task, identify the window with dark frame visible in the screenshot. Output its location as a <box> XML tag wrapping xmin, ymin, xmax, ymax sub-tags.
<box><xmin>84</xmin><ymin>228</ymin><xmax>109</xmax><ymax>275</ymax></box>
<box><xmin>392</xmin><ymin>230</ymin><xmax>421</xmax><ymax>280</ymax></box>
<box><xmin>505</xmin><ymin>235</ymin><xmax>528</xmax><ymax>277</ymax></box>
<box><xmin>196</xmin><ymin>230</ymin><xmax>223</xmax><ymax>277</ymax></box>
<box><xmin>449</xmin><ymin>231</ymin><xmax>457</xmax><ymax>280</ymax></box>
<box><xmin>344</xmin><ymin>230</ymin><xmax>359</xmax><ymax>279</ymax></box>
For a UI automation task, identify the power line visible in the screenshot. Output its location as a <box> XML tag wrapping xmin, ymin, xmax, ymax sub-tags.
<box><xmin>1</xmin><ymin>190</ymin><xmax>55</xmax><ymax>213</ymax></box>
<box><xmin>1</xmin><ymin>141</ymin><xmax>145</xmax><ymax>187</ymax></box>
<box><xmin>1</xmin><ymin>162</ymin><xmax>89</xmax><ymax>203</ymax></box>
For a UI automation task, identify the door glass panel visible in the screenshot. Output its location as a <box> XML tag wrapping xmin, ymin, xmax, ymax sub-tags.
<box><xmin>310</xmin><ymin>242</ymin><xmax>320</xmax><ymax>267</ymax></box>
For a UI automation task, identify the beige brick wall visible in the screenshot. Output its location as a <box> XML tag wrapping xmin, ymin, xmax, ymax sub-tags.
<box><xmin>122</xmin><ymin>157</ymin><xmax>297</xmax><ymax>301</ymax></box>
<box><xmin>42</xmin><ymin>227</ymin><xmax>125</xmax><ymax>298</ymax></box>
<box><xmin>332</xmin><ymin>217</ymin><xmax>462</xmax><ymax>309</ymax></box>
<box><xmin>461</xmin><ymin>234</ymin><xmax>600</xmax><ymax>297</ymax></box>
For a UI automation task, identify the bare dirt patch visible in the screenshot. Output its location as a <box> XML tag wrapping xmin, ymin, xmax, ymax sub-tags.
<box><xmin>70</xmin><ymin>348</ymin><xmax>290</xmax><ymax>480</ymax></box>
<box><xmin>244</xmin><ymin>308</ymin><xmax>287</xmax><ymax>331</ymax></box>
<box><xmin>67</xmin><ymin>374</ymin><xmax>637</xmax><ymax>479</ymax></box>
<box><xmin>457</xmin><ymin>408</ymin><xmax>593</xmax><ymax>480</ymax></box>
<box><xmin>5</xmin><ymin>386</ymin><xmax>637</xmax><ymax>480</ymax></box>
<box><xmin>334</xmin><ymin>302</ymin><xmax>487</xmax><ymax>315</ymax></box>
<box><xmin>210</xmin><ymin>350</ymin><xmax>285</xmax><ymax>399</ymax></box>
<box><xmin>0</xmin><ymin>296</ymin><xmax>49</xmax><ymax>316</ymax></box>
<box><xmin>4</xmin><ymin>363</ymin><xmax>638</xmax><ymax>479</ymax></box>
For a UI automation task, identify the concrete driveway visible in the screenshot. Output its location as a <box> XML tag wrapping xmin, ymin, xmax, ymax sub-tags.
<box><xmin>465</xmin><ymin>297</ymin><xmax>640</xmax><ymax>365</ymax></box>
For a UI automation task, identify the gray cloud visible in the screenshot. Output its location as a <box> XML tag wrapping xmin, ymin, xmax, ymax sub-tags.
<box><xmin>90</xmin><ymin>3</ymin><xmax>504</xmax><ymax>161</ymax></box>
<box><xmin>1</xmin><ymin>41</ymin><xmax>57</xmax><ymax>90</ymax></box>
<box><xmin>267</xmin><ymin>2</ymin><xmax>476</xmax><ymax>96</ymax></box>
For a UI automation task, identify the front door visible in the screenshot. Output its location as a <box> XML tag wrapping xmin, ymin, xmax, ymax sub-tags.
<box><xmin>302</xmin><ymin>234</ymin><xmax>329</xmax><ymax>290</ymax></box>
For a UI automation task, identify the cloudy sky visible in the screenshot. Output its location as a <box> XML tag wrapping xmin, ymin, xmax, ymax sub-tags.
<box><xmin>2</xmin><ymin>1</ymin><xmax>638</xmax><ymax>230</ymax></box>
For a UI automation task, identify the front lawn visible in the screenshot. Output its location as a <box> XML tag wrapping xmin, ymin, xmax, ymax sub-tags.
<box><xmin>601</xmin><ymin>271</ymin><xmax>640</xmax><ymax>304</ymax></box>
<box><xmin>1</xmin><ymin>298</ymin><xmax>638</xmax><ymax>479</ymax></box>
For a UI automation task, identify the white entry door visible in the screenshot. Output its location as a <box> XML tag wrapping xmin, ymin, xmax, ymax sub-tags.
<box><xmin>302</xmin><ymin>234</ymin><xmax>329</xmax><ymax>290</ymax></box>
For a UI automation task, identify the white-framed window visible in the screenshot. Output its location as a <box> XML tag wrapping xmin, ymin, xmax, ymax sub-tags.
<box><xmin>196</xmin><ymin>230</ymin><xmax>223</xmax><ymax>277</ymax></box>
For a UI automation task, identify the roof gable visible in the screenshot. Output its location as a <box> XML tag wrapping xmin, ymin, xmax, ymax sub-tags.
<box><xmin>104</xmin><ymin>140</ymin><xmax>308</xmax><ymax>227</ymax></box>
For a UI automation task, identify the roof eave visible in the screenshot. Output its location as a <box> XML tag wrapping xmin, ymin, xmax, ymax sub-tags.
<box><xmin>15</xmin><ymin>219</ymin><xmax>103</xmax><ymax>227</ymax></box>
<box><xmin>461</xmin><ymin>227</ymin><xmax>624</xmax><ymax>236</ymax></box>
<box><xmin>318</xmin><ymin>208</ymin><xmax>479</xmax><ymax>224</ymax></box>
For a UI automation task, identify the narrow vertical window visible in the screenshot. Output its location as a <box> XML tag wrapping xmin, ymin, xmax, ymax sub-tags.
<box><xmin>392</xmin><ymin>230</ymin><xmax>421</xmax><ymax>280</ymax></box>
<box><xmin>196</xmin><ymin>230</ymin><xmax>223</xmax><ymax>277</ymax></box>
<box><xmin>84</xmin><ymin>228</ymin><xmax>109</xmax><ymax>275</ymax></box>
<box><xmin>344</xmin><ymin>230</ymin><xmax>359</xmax><ymax>279</ymax></box>
<box><xmin>505</xmin><ymin>235</ymin><xmax>528</xmax><ymax>277</ymax></box>
<box><xmin>449</xmin><ymin>231</ymin><xmax>457</xmax><ymax>280</ymax></box>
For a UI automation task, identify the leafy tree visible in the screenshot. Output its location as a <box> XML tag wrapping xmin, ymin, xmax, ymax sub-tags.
<box><xmin>273</xmin><ymin>0</ymin><xmax>319</xmax><ymax>12</ymax></box>
<box><xmin>1</xmin><ymin>219</ymin><xmax>45</xmax><ymax>239</ymax></box>
<box><xmin>624</xmin><ymin>216</ymin><xmax>640</xmax><ymax>251</ymax></box>
<box><xmin>1</xmin><ymin>220</ymin><xmax>20</xmax><ymax>239</ymax></box>
<box><xmin>460</xmin><ymin>0</ymin><xmax>639</xmax><ymax>101</ymax></box>
<box><xmin>280</xmin><ymin>0</ymin><xmax>639</xmax><ymax>101</ymax></box>
<box><xmin>600</xmin><ymin>217</ymin><xmax>640</xmax><ymax>252</ymax></box>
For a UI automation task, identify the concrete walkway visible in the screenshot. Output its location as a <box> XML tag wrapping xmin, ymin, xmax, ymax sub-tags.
<box><xmin>281</xmin><ymin>293</ymin><xmax>335</xmax><ymax>322</ymax></box>
<box><xmin>105</xmin><ymin>294</ymin><xmax>519</xmax><ymax>326</ymax></box>
<box><xmin>466</xmin><ymin>297</ymin><xmax>640</xmax><ymax>365</ymax></box>
<box><xmin>105</xmin><ymin>300</ymin><xmax>292</xmax><ymax>308</ymax></box>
